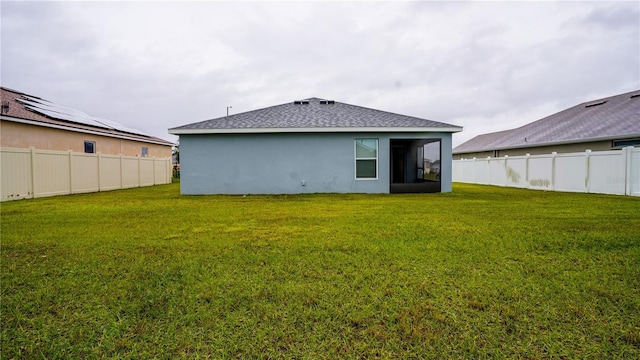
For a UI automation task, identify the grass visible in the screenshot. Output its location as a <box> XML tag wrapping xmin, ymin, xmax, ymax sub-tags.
<box><xmin>1</xmin><ymin>183</ymin><xmax>639</xmax><ymax>359</ymax></box>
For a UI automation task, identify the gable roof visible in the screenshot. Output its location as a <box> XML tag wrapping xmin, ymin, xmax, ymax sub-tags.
<box><xmin>453</xmin><ymin>90</ymin><xmax>640</xmax><ymax>154</ymax></box>
<box><xmin>1</xmin><ymin>86</ymin><xmax>174</xmax><ymax>146</ymax></box>
<box><xmin>169</xmin><ymin>97</ymin><xmax>462</xmax><ymax>134</ymax></box>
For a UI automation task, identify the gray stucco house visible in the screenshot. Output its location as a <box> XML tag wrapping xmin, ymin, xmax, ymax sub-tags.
<box><xmin>169</xmin><ymin>98</ymin><xmax>462</xmax><ymax>194</ymax></box>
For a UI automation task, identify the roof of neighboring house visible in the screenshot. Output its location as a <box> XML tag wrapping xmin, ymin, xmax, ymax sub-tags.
<box><xmin>453</xmin><ymin>90</ymin><xmax>640</xmax><ymax>154</ymax></box>
<box><xmin>169</xmin><ymin>97</ymin><xmax>462</xmax><ymax>134</ymax></box>
<box><xmin>0</xmin><ymin>86</ymin><xmax>174</xmax><ymax>146</ymax></box>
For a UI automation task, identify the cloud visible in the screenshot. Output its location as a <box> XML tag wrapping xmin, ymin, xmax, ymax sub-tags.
<box><xmin>580</xmin><ymin>2</ymin><xmax>640</xmax><ymax>30</ymax></box>
<box><xmin>1</xmin><ymin>1</ymin><xmax>638</xmax><ymax>147</ymax></box>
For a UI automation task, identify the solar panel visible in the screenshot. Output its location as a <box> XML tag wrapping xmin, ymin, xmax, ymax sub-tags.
<box><xmin>17</xmin><ymin>95</ymin><xmax>150</xmax><ymax>136</ymax></box>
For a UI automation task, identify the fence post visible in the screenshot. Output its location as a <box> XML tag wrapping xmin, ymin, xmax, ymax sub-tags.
<box><xmin>623</xmin><ymin>146</ymin><xmax>631</xmax><ymax>196</ymax></box>
<box><xmin>120</xmin><ymin>154</ymin><xmax>124</xmax><ymax>189</ymax></box>
<box><xmin>551</xmin><ymin>152</ymin><xmax>557</xmax><ymax>191</ymax></box>
<box><xmin>165</xmin><ymin>158</ymin><xmax>170</xmax><ymax>184</ymax></box>
<box><xmin>504</xmin><ymin>155</ymin><xmax>509</xmax><ymax>186</ymax></box>
<box><xmin>483</xmin><ymin>156</ymin><xmax>490</xmax><ymax>185</ymax></box>
<box><xmin>525</xmin><ymin>153</ymin><xmax>530</xmax><ymax>189</ymax></box>
<box><xmin>138</xmin><ymin>155</ymin><xmax>141</xmax><ymax>187</ymax></box>
<box><xmin>472</xmin><ymin>157</ymin><xmax>478</xmax><ymax>184</ymax></box>
<box><xmin>30</xmin><ymin>146</ymin><xmax>36</xmax><ymax>199</ymax></box>
<box><xmin>98</xmin><ymin>152</ymin><xmax>102</xmax><ymax>191</ymax></box>
<box><xmin>168</xmin><ymin>158</ymin><xmax>172</xmax><ymax>184</ymax></box>
<box><xmin>584</xmin><ymin>149</ymin><xmax>591</xmax><ymax>193</ymax></box>
<box><xmin>153</xmin><ymin>157</ymin><xmax>157</xmax><ymax>185</ymax></box>
<box><xmin>68</xmin><ymin>149</ymin><xmax>74</xmax><ymax>194</ymax></box>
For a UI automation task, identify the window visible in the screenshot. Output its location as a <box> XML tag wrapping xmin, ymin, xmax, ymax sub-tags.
<box><xmin>141</xmin><ymin>147</ymin><xmax>148</xmax><ymax>157</ymax></box>
<box><xmin>355</xmin><ymin>138</ymin><xmax>378</xmax><ymax>179</ymax></box>
<box><xmin>612</xmin><ymin>138</ymin><xmax>640</xmax><ymax>148</ymax></box>
<box><xmin>84</xmin><ymin>140</ymin><xmax>95</xmax><ymax>154</ymax></box>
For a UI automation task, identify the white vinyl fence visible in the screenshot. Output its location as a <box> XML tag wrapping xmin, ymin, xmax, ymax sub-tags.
<box><xmin>453</xmin><ymin>147</ymin><xmax>640</xmax><ymax>196</ymax></box>
<box><xmin>1</xmin><ymin>147</ymin><xmax>172</xmax><ymax>201</ymax></box>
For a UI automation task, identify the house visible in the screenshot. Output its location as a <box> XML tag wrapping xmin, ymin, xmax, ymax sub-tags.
<box><xmin>453</xmin><ymin>90</ymin><xmax>640</xmax><ymax>159</ymax></box>
<box><xmin>169</xmin><ymin>97</ymin><xmax>462</xmax><ymax>194</ymax></box>
<box><xmin>1</xmin><ymin>86</ymin><xmax>174</xmax><ymax>200</ymax></box>
<box><xmin>1</xmin><ymin>86</ymin><xmax>173</xmax><ymax>156</ymax></box>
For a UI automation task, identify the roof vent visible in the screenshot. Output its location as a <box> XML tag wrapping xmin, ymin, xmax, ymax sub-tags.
<box><xmin>319</xmin><ymin>100</ymin><xmax>335</xmax><ymax>105</ymax></box>
<box><xmin>293</xmin><ymin>100</ymin><xmax>310</xmax><ymax>105</ymax></box>
<box><xmin>631</xmin><ymin>94</ymin><xmax>640</xmax><ymax>99</ymax></box>
<box><xmin>585</xmin><ymin>100</ymin><xmax>606</xmax><ymax>108</ymax></box>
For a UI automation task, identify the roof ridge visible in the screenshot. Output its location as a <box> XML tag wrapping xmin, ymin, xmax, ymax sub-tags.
<box><xmin>170</xmin><ymin>96</ymin><xmax>462</xmax><ymax>133</ymax></box>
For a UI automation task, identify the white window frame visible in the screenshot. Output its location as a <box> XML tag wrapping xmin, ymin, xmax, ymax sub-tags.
<box><xmin>354</xmin><ymin>138</ymin><xmax>378</xmax><ymax>180</ymax></box>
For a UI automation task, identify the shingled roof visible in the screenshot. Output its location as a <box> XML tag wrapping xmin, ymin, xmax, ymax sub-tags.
<box><xmin>169</xmin><ymin>97</ymin><xmax>462</xmax><ymax>134</ymax></box>
<box><xmin>454</xmin><ymin>90</ymin><xmax>640</xmax><ymax>154</ymax></box>
<box><xmin>1</xmin><ymin>86</ymin><xmax>173</xmax><ymax>146</ymax></box>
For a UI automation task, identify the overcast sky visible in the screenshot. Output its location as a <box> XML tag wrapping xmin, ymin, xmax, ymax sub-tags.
<box><xmin>2</xmin><ymin>0</ymin><xmax>638</xmax><ymax>147</ymax></box>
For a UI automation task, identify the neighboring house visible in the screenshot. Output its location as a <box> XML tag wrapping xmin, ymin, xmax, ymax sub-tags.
<box><xmin>1</xmin><ymin>86</ymin><xmax>173</xmax><ymax>156</ymax></box>
<box><xmin>1</xmin><ymin>86</ymin><xmax>174</xmax><ymax>200</ymax></box>
<box><xmin>169</xmin><ymin>97</ymin><xmax>462</xmax><ymax>194</ymax></box>
<box><xmin>453</xmin><ymin>90</ymin><xmax>640</xmax><ymax>159</ymax></box>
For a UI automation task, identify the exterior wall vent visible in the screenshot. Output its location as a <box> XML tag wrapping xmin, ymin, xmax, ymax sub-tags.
<box><xmin>585</xmin><ymin>100</ymin><xmax>606</xmax><ymax>108</ymax></box>
<box><xmin>294</xmin><ymin>100</ymin><xmax>310</xmax><ymax>105</ymax></box>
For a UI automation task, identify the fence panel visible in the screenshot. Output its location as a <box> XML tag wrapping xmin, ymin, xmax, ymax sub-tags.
<box><xmin>100</xmin><ymin>155</ymin><xmax>123</xmax><ymax>191</ymax></box>
<box><xmin>121</xmin><ymin>157</ymin><xmax>140</xmax><ymax>188</ymax></box>
<box><xmin>505</xmin><ymin>157</ymin><xmax>527</xmax><ymax>187</ymax></box>
<box><xmin>629</xmin><ymin>148</ymin><xmax>640</xmax><ymax>196</ymax></box>
<box><xmin>588</xmin><ymin>151</ymin><xmax>626</xmax><ymax>195</ymax></box>
<box><xmin>1</xmin><ymin>147</ymin><xmax>172</xmax><ymax>201</ymax></box>
<box><xmin>72</xmin><ymin>153</ymin><xmax>99</xmax><ymax>194</ymax></box>
<box><xmin>452</xmin><ymin>160</ymin><xmax>468</xmax><ymax>183</ymax></box>
<box><xmin>527</xmin><ymin>155</ymin><xmax>553</xmax><ymax>190</ymax></box>
<box><xmin>487</xmin><ymin>158</ymin><xmax>505</xmax><ymax>186</ymax></box>
<box><xmin>34</xmin><ymin>150</ymin><xmax>71</xmax><ymax>197</ymax></box>
<box><xmin>554</xmin><ymin>153</ymin><xmax>586</xmax><ymax>193</ymax></box>
<box><xmin>139</xmin><ymin>158</ymin><xmax>155</xmax><ymax>186</ymax></box>
<box><xmin>154</xmin><ymin>158</ymin><xmax>170</xmax><ymax>185</ymax></box>
<box><xmin>452</xmin><ymin>160</ymin><xmax>463</xmax><ymax>182</ymax></box>
<box><xmin>474</xmin><ymin>158</ymin><xmax>491</xmax><ymax>184</ymax></box>
<box><xmin>453</xmin><ymin>147</ymin><xmax>638</xmax><ymax>196</ymax></box>
<box><xmin>1</xmin><ymin>148</ymin><xmax>33</xmax><ymax>200</ymax></box>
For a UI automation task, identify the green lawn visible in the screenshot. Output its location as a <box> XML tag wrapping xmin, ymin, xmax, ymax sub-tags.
<box><xmin>2</xmin><ymin>183</ymin><xmax>639</xmax><ymax>359</ymax></box>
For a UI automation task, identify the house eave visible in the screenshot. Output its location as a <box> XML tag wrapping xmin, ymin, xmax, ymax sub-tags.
<box><xmin>453</xmin><ymin>133</ymin><xmax>640</xmax><ymax>154</ymax></box>
<box><xmin>169</xmin><ymin>126</ymin><xmax>463</xmax><ymax>135</ymax></box>
<box><xmin>2</xmin><ymin>115</ymin><xmax>175</xmax><ymax>146</ymax></box>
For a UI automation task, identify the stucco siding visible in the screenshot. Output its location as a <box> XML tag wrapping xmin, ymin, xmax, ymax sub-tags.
<box><xmin>1</xmin><ymin>121</ymin><xmax>171</xmax><ymax>158</ymax></box>
<box><xmin>180</xmin><ymin>132</ymin><xmax>452</xmax><ymax>194</ymax></box>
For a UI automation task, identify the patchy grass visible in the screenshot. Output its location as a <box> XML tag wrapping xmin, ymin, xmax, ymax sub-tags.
<box><xmin>2</xmin><ymin>183</ymin><xmax>639</xmax><ymax>358</ymax></box>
